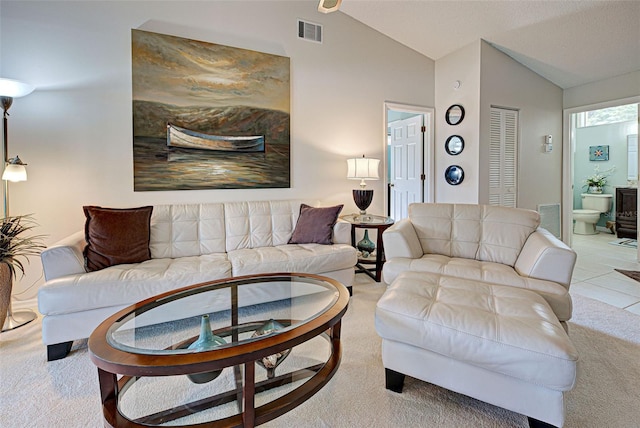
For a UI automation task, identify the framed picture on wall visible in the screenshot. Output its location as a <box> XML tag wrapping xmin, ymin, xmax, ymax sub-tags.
<box><xmin>589</xmin><ymin>145</ymin><xmax>609</xmax><ymax>161</ymax></box>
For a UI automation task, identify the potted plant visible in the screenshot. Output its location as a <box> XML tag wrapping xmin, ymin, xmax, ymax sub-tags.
<box><xmin>0</xmin><ymin>214</ymin><xmax>46</xmax><ymax>329</ymax></box>
<box><xmin>584</xmin><ymin>165</ymin><xmax>616</xmax><ymax>194</ymax></box>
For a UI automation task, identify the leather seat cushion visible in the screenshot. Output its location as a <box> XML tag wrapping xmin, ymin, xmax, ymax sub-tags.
<box><xmin>383</xmin><ymin>254</ymin><xmax>572</xmax><ymax>321</ymax></box>
<box><xmin>38</xmin><ymin>254</ymin><xmax>231</xmax><ymax>315</ymax></box>
<box><xmin>228</xmin><ymin>243</ymin><xmax>357</xmax><ymax>276</ymax></box>
<box><xmin>375</xmin><ymin>271</ymin><xmax>578</xmax><ymax>391</ymax></box>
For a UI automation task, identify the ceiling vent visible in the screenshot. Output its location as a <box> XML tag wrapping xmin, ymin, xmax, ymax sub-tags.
<box><xmin>298</xmin><ymin>20</ymin><xmax>322</xmax><ymax>44</ymax></box>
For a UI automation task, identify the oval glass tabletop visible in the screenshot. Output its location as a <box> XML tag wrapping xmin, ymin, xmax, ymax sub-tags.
<box><xmin>105</xmin><ymin>274</ymin><xmax>341</xmax><ymax>356</ymax></box>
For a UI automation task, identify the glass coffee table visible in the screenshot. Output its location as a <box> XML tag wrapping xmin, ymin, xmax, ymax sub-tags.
<box><xmin>88</xmin><ymin>273</ymin><xmax>349</xmax><ymax>428</ymax></box>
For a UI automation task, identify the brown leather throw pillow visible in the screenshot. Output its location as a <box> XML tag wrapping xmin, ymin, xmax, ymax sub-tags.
<box><xmin>289</xmin><ymin>204</ymin><xmax>343</xmax><ymax>245</ymax></box>
<box><xmin>83</xmin><ymin>205</ymin><xmax>153</xmax><ymax>272</ymax></box>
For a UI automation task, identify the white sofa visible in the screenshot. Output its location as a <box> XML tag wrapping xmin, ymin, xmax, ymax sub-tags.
<box><xmin>38</xmin><ymin>200</ymin><xmax>357</xmax><ymax>361</ymax></box>
<box><xmin>376</xmin><ymin>203</ymin><xmax>579</xmax><ymax>427</ymax></box>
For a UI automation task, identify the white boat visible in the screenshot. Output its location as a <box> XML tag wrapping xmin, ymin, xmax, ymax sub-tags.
<box><xmin>167</xmin><ymin>123</ymin><xmax>265</xmax><ymax>152</ymax></box>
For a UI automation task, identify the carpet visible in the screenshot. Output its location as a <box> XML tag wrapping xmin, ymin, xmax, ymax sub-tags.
<box><xmin>608</xmin><ymin>238</ymin><xmax>638</xmax><ymax>248</ymax></box>
<box><xmin>1</xmin><ymin>281</ymin><xmax>640</xmax><ymax>428</ymax></box>
<box><xmin>615</xmin><ymin>269</ymin><xmax>640</xmax><ymax>283</ymax></box>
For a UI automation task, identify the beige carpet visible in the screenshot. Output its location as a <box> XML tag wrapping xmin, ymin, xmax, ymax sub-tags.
<box><xmin>1</xmin><ymin>279</ymin><xmax>639</xmax><ymax>427</ymax></box>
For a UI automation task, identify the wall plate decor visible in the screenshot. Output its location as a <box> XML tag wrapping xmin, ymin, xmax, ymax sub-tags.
<box><xmin>131</xmin><ymin>29</ymin><xmax>290</xmax><ymax>191</ymax></box>
<box><xmin>445</xmin><ymin>104</ymin><xmax>465</xmax><ymax>125</ymax></box>
<box><xmin>589</xmin><ymin>145</ymin><xmax>609</xmax><ymax>161</ymax></box>
<box><xmin>445</xmin><ymin>135</ymin><xmax>464</xmax><ymax>155</ymax></box>
<box><xmin>445</xmin><ymin>165</ymin><xmax>464</xmax><ymax>185</ymax></box>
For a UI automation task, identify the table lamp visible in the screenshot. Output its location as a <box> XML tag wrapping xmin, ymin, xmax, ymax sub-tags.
<box><xmin>347</xmin><ymin>155</ymin><xmax>380</xmax><ymax>219</ymax></box>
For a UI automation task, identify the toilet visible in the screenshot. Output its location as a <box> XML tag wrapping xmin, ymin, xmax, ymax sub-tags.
<box><xmin>573</xmin><ymin>193</ymin><xmax>613</xmax><ymax>235</ymax></box>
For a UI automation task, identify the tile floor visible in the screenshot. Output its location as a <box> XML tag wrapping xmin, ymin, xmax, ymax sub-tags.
<box><xmin>570</xmin><ymin>231</ymin><xmax>640</xmax><ymax>315</ymax></box>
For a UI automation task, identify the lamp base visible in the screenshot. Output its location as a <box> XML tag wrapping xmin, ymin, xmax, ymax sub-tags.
<box><xmin>2</xmin><ymin>308</ymin><xmax>37</xmax><ymax>332</ymax></box>
<box><xmin>353</xmin><ymin>189</ymin><xmax>374</xmax><ymax>215</ymax></box>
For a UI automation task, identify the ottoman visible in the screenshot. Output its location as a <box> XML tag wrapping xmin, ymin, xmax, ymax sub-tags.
<box><xmin>375</xmin><ymin>271</ymin><xmax>579</xmax><ymax>427</ymax></box>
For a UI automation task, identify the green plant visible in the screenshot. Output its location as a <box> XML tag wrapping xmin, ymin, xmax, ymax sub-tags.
<box><xmin>583</xmin><ymin>165</ymin><xmax>616</xmax><ymax>189</ymax></box>
<box><xmin>0</xmin><ymin>215</ymin><xmax>46</xmax><ymax>279</ymax></box>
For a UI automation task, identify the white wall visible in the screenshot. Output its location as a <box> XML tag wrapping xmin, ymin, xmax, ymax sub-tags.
<box><xmin>0</xmin><ymin>1</ymin><xmax>435</xmax><ymax>297</ymax></box>
<box><xmin>434</xmin><ymin>41</ymin><xmax>481</xmax><ymax>203</ymax></box>
<box><xmin>479</xmin><ymin>41</ymin><xmax>563</xmax><ymax>211</ymax></box>
<box><xmin>564</xmin><ymin>71</ymin><xmax>640</xmax><ymax>109</ymax></box>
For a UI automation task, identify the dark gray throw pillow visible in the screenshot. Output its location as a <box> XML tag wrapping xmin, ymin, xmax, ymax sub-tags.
<box><xmin>289</xmin><ymin>204</ymin><xmax>344</xmax><ymax>245</ymax></box>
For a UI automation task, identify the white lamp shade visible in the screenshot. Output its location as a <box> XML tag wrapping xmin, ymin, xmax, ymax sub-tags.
<box><xmin>2</xmin><ymin>163</ymin><xmax>27</xmax><ymax>182</ymax></box>
<box><xmin>347</xmin><ymin>157</ymin><xmax>380</xmax><ymax>180</ymax></box>
<box><xmin>0</xmin><ymin>78</ymin><xmax>35</xmax><ymax>98</ymax></box>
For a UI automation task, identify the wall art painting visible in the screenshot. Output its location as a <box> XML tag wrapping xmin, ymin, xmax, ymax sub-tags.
<box><xmin>132</xmin><ymin>29</ymin><xmax>290</xmax><ymax>191</ymax></box>
<box><xmin>589</xmin><ymin>145</ymin><xmax>609</xmax><ymax>161</ymax></box>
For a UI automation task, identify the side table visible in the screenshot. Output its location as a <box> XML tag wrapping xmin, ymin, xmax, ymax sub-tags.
<box><xmin>340</xmin><ymin>214</ymin><xmax>394</xmax><ymax>282</ymax></box>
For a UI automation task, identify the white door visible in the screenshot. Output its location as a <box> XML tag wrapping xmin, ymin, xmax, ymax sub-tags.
<box><xmin>389</xmin><ymin>115</ymin><xmax>424</xmax><ymax>221</ymax></box>
<box><xmin>489</xmin><ymin>107</ymin><xmax>519</xmax><ymax>207</ymax></box>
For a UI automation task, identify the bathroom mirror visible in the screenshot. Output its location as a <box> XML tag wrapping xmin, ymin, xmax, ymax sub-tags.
<box><xmin>445</xmin><ymin>104</ymin><xmax>465</xmax><ymax>125</ymax></box>
<box><xmin>445</xmin><ymin>165</ymin><xmax>464</xmax><ymax>185</ymax></box>
<box><xmin>445</xmin><ymin>135</ymin><xmax>465</xmax><ymax>155</ymax></box>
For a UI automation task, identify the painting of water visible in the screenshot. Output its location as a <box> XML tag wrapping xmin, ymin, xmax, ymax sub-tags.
<box><xmin>132</xmin><ymin>29</ymin><xmax>290</xmax><ymax>191</ymax></box>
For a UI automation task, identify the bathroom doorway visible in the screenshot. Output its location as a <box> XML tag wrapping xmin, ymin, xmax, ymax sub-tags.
<box><xmin>562</xmin><ymin>98</ymin><xmax>639</xmax><ymax>257</ymax></box>
<box><xmin>383</xmin><ymin>102</ymin><xmax>434</xmax><ymax>221</ymax></box>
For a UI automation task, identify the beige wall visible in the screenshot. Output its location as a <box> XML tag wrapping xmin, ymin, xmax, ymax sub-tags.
<box><xmin>434</xmin><ymin>41</ymin><xmax>481</xmax><ymax>203</ymax></box>
<box><xmin>434</xmin><ymin>40</ymin><xmax>563</xmax><ymax>211</ymax></box>
<box><xmin>0</xmin><ymin>1</ymin><xmax>435</xmax><ymax>296</ymax></box>
<box><xmin>563</xmin><ymin>71</ymin><xmax>640</xmax><ymax>109</ymax></box>
<box><xmin>479</xmin><ymin>41</ymin><xmax>563</xmax><ymax>211</ymax></box>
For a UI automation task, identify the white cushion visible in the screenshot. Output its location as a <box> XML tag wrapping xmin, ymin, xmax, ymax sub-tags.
<box><xmin>408</xmin><ymin>203</ymin><xmax>540</xmax><ymax>267</ymax></box>
<box><xmin>224</xmin><ymin>200</ymin><xmax>301</xmax><ymax>251</ymax></box>
<box><xmin>150</xmin><ymin>203</ymin><xmax>227</xmax><ymax>258</ymax></box>
<box><xmin>383</xmin><ymin>254</ymin><xmax>572</xmax><ymax>321</ymax></box>
<box><xmin>38</xmin><ymin>254</ymin><xmax>231</xmax><ymax>316</ymax></box>
<box><xmin>228</xmin><ymin>243</ymin><xmax>357</xmax><ymax>276</ymax></box>
<box><xmin>375</xmin><ymin>271</ymin><xmax>578</xmax><ymax>391</ymax></box>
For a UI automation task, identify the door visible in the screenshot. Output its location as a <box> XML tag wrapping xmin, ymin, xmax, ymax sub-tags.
<box><xmin>389</xmin><ymin>115</ymin><xmax>423</xmax><ymax>221</ymax></box>
<box><xmin>489</xmin><ymin>107</ymin><xmax>519</xmax><ymax>207</ymax></box>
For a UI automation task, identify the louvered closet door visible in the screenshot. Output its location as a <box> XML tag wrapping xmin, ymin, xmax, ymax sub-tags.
<box><xmin>489</xmin><ymin>107</ymin><xmax>518</xmax><ymax>207</ymax></box>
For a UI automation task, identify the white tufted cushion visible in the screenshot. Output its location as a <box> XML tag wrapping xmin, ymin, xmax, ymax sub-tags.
<box><xmin>382</xmin><ymin>254</ymin><xmax>572</xmax><ymax>321</ymax></box>
<box><xmin>38</xmin><ymin>254</ymin><xmax>231</xmax><ymax>316</ymax></box>
<box><xmin>225</xmin><ymin>200</ymin><xmax>301</xmax><ymax>251</ymax></box>
<box><xmin>228</xmin><ymin>243</ymin><xmax>357</xmax><ymax>276</ymax></box>
<box><xmin>150</xmin><ymin>204</ymin><xmax>226</xmax><ymax>258</ymax></box>
<box><xmin>408</xmin><ymin>203</ymin><xmax>540</xmax><ymax>267</ymax></box>
<box><xmin>375</xmin><ymin>271</ymin><xmax>578</xmax><ymax>391</ymax></box>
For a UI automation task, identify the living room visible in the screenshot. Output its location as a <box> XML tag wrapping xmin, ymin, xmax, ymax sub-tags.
<box><xmin>1</xmin><ymin>1</ymin><xmax>640</xmax><ymax>427</ymax></box>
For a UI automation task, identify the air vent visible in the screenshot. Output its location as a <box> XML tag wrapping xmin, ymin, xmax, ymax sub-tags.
<box><xmin>538</xmin><ymin>203</ymin><xmax>561</xmax><ymax>238</ymax></box>
<box><xmin>298</xmin><ymin>19</ymin><xmax>322</xmax><ymax>43</ymax></box>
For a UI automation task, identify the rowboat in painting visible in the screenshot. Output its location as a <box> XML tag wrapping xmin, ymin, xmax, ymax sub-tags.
<box><xmin>167</xmin><ymin>123</ymin><xmax>265</xmax><ymax>152</ymax></box>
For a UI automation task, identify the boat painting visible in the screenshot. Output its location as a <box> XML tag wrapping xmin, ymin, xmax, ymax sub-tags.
<box><xmin>167</xmin><ymin>123</ymin><xmax>265</xmax><ymax>153</ymax></box>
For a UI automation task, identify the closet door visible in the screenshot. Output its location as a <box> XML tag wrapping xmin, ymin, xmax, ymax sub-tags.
<box><xmin>489</xmin><ymin>107</ymin><xmax>519</xmax><ymax>207</ymax></box>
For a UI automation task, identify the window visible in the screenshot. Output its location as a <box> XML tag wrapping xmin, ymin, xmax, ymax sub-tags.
<box><xmin>576</xmin><ymin>103</ymin><xmax>638</xmax><ymax>128</ymax></box>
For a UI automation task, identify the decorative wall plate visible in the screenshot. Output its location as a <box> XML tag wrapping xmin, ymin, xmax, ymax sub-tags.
<box><xmin>445</xmin><ymin>165</ymin><xmax>464</xmax><ymax>185</ymax></box>
<box><xmin>445</xmin><ymin>104</ymin><xmax>465</xmax><ymax>125</ymax></box>
<box><xmin>445</xmin><ymin>135</ymin><xmax>464</xmax><ymax>155</ymax></box>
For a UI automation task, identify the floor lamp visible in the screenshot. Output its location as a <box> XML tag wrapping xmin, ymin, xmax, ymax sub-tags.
<box><xmin>1</xmin><ymin>78</ymin><xmax>36</xmax><ymax>332</ymax></box>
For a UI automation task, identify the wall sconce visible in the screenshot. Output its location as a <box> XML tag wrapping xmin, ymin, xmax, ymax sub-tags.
<box><xmin>347</xmin><ymin>155</ymin><xmax>380</xmax><ymax>218</ymax></box>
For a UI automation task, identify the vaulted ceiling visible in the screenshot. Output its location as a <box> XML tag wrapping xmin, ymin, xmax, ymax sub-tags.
<box><xmin>340</xmin><ymin>0</ymin><xmax>640</xmax><ymax>89</ymax></box>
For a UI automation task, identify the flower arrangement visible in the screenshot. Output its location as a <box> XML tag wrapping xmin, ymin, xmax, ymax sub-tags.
<box><xmin>583</xmin><ymin>165</ymin><xmax>616</xmax><ymax>192</ymax></box>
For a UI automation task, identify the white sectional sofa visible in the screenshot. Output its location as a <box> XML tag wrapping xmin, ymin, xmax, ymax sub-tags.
<box><xmin>38</xmin><ymin>200</ymin><xmax>356</xmax><ymax>361</ymax></box>
<box><xmin>376</xmin><ymin>203</ymin><xmax>579</xmax><ymax>427</ymax></box>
